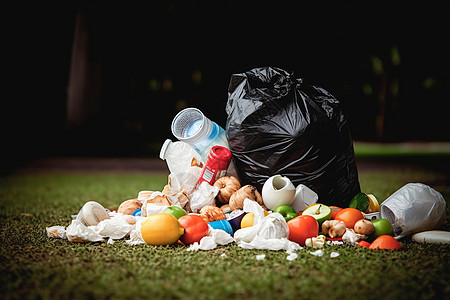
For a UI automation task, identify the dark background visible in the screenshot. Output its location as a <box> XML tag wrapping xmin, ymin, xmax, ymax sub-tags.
<box><xmin>3</xmin><ymin>1</ymin><xmax>449</xmax><ymax>170</ymax></box>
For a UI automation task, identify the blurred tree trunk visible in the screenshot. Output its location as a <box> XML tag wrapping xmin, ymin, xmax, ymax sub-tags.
<box><xmin>66</xmin><ymin>1</ymin><xmax>102</xmax><ymax>129</ymax></box>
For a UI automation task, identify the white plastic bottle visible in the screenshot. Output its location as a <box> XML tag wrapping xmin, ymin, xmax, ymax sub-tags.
<box><xmin>171</xmin><ymin>107</ymin><xmax>229</xmax><ymax>161</ymax></box>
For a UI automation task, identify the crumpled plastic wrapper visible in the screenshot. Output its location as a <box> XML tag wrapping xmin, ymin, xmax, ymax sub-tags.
<box><xmin>189</xmin><ymin>182</ymin><xmax>219</xmax><ymax>213</ymax></box>
<box><xmin>233</xmin><ymin>199</ymin><xmax>302</xmax><ymax>252</ymax></box>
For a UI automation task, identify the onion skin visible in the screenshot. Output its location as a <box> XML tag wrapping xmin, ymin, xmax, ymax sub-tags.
<box><xmin>214</xmin><ymin>176</ymin><xmax>241</xmax><ymax>204</ymax></box>
<box><xmin>229</xmin><ymin>185</ymin><xmax>264</xmax><ymax>210</ymax></box>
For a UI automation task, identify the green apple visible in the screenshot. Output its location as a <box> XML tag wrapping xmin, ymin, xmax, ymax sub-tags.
<box><xmin>370</xmin><ymin>218</ymin><xmax>394</xmax><ymax>239</ymax></box>
<box><xmin>273</xmin><ymin>205</ymin><xmax>298</xmax><ymax>222</ymax></box>
<box><xmin>301</xmin><ymin>204</ymin><xmax>332</xmax><ymax>226</ymax></box>
<box><xmin>163</xmin><ymin>206</ymin><xmax>187</xmax><ymax>219</ymax></box>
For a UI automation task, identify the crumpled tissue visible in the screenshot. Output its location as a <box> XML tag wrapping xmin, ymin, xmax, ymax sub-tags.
<box><xmin>46</xmin><ymin>226</ymin><xmax>67</xmax><ymax>239</ymax></box>
<box><xmin>189</xmin><ymin>182</ymin><xmax>219</xmax><ymax>213</ymax></box>
<box><xmin>187</xmin><ymin>227</ymin><xmax>234</xmax><ymax>251</ymax></box>
<box><xmin>233</xmin><ymin>199</ymin><xmax>302</xmax><ymax>252</ymax></box>
<box><xmin>48</xmin><ymin>214</ymin><xmax>134</xmax><ymax>243</ymax></box>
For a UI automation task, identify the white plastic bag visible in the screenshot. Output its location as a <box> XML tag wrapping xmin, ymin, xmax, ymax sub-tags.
<box><xmin>381</xmin><ymin>183</ymin><xmax>447</xmax><ymax>239</ymax></box>
<box><xmin>160</xmin><ymin>139</ymin><xmax>204</xmax><ymax>196</ymax></box>
<box><xmin>160</xmin><ymin>139</ymin><xmax>204</xmax><ymax>174</ymax></box>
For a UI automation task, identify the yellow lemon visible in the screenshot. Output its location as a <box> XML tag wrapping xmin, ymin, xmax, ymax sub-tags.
<box><xmin>240</xmin><ymin>210</ymin><xmax>269</xmax><ymax>228</ymax></box>
<box><xmin>141</xmin><ymin>213</ymin><xmax>184</xmax><ymax>245</ymax></box>
<box><xmin>367</xmin><ymin>194</ymin><xmax>380</xmax><ymax>213</ymax></box>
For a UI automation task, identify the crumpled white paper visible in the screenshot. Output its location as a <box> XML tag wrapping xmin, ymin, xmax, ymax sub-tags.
<box><xmin>186</xmin><ymin>227</ymin><xmax>234</xmax><ymax>251</ymax></box>
<box><xmin>286</xmin><ymin>250</ymin><xmax>298</xmax><ymax>261</ymax></box>
<box><xmin>95</xmin><ymin>214</ymin><xmax>133</xmax><ymax>240</ymax></box>
<box><xmin>126</xmin><ymin>217</ymin><xmax>146</xmax><ymax>245</ymax></box>
<box><xmin>167</xmin><ymin>168</ymin><xmax>203</xmax><ymax>197</ymax></box>
<box><xmin>330</xmin><ymin>252</ymin><xmax>340</xmax><ymax>258</ymax></box>
<box><xmin>342</xmin><ymin>228</ymin><xmax>367</xmax><ymax>245</ymax></box>
<box><xmin>189</xmin><ymin>182</ymin><xmax>219</xmax><ymax>213</ymax></box>
<box><xmin>46</xmin><ymin>226</ymin><xmax>67</xmax><ymax>239</ymax></box>
<box><xmin>66</xmin><ymin>219</ymin><xmax>104</xmax><ymax>242</ymax></box>
<box><xmin>309</xmin><ymin>249</ymin><xmax>324</xmax><ymax>257</ymax></box>
<box><xmin>52</xmin><ymin>214</ymin><xmax>135</xmax><ymax>243</ymax></box>
<box><xmin>234</xmin><ymin>199</ymin><xmax>302</xmax><ymax>252</ymax></box>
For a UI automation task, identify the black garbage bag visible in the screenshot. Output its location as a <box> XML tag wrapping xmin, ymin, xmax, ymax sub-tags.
<box><xmin>225</xmin><ymin>67</ymin><xmax>360</xmax><ymax>207</ymax></box>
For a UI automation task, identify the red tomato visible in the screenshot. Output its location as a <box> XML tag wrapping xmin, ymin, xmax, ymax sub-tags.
<box><xmin>287</xmin><ymin>215</ymin><xmax>319</xmax><ymax>246</ymax></box>
<box><xmin>178</xmin><ymin>215</ymin><xmax>209</xmax><ymax>245</ymax></box>
<box><xmin>329</xmin><ymin>206</ymin><xmax>343</xmax><ymax>219</ymax></box>
<box><xmin>358</xmin><ymin>240</ymin><xmax>371</xmax><ymax>248</ymax></box>
<box><xmin>369</xmin><ymin>235</ymin><xmax>403</xmax><ymax>250</ymax></box>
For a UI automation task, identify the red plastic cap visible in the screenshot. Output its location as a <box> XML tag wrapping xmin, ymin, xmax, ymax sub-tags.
<box><xmin>211</xmin><ymin>146</ymin><xmax>232</xmax><ymax>160</ymax></box>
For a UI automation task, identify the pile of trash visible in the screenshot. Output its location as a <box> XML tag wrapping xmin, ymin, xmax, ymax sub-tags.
<box><xmin>47</xmin><ymin>67</ymin><xmax>449</xmax><ymax>253</ymax></box>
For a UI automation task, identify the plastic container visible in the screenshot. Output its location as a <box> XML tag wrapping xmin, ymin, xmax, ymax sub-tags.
<box><xmin>208</xmin><ymin>219</ymin><xmax>233</xmax><ymax>235</ymax></box>
<box><xmin>261</xmin><ymin>175</ymin><xmax>296</xmax><ymax>210</ymax></box>
<box><xmin>227</xmin><ymin>211</ymin><xmax>247</xmax><ymax>233</ymax></box>
<box><xmin>198</xmin><ymin>146</ymin><xmax>232</xmax><ymax>185</ymax></box>
<box><xmin>159</xmin><ymin>139</ymin><xmax>204</xmax><ymax>173</ymax></box>
<box><xmin>171</xmin><ymin>108</ymin><xmax>229</xmax><ymax>161</ymax></box>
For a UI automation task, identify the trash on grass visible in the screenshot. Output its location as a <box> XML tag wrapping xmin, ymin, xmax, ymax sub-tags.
<box><xmin>310</xmin><ymin>249</ymin><xmax>324</xmax><ymax>257</ymax></box>
<box><xmin>380</xmin><ymin>183</ymin><xmax>447</xmax><ymax>239</ymax></box>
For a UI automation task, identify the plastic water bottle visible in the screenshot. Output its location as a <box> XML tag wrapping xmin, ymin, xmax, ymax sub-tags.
<box><xmin>171</xmin><ymin>108</ymin><xmax>229</xmax><ymax>161</ymax></box>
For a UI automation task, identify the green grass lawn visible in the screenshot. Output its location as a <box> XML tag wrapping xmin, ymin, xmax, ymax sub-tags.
<box><xmin>1</xmin><ymin>170</ymin><xmax>449</xmax><ymax>300</ymax></box>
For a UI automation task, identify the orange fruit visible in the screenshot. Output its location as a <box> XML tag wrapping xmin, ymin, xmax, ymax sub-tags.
<box><xmin>369</xmin><ymin>235</ymin><xmax>402</xmax><ymax>250</ymax></box>
<box><xmin>334</xmin><ymin>208</ymin><xmax>364</xmax><ymax>229</ymax></box>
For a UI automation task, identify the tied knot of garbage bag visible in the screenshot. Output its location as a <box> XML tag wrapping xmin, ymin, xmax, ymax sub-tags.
<box><xmin>226</xmin><ymin>66</ymin><xmax>360</xmax><ymax>207</ymax></box>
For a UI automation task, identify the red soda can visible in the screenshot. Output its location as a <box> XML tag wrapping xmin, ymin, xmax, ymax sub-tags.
<box><xmin>198</xmin><ymin>146</ymin><xmax>232</xmax><ymax>185</ymax></box>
